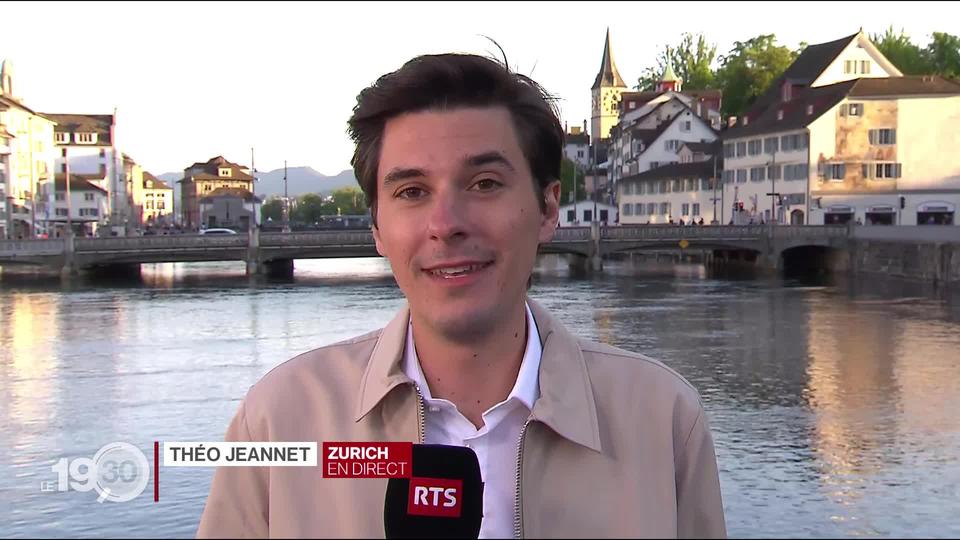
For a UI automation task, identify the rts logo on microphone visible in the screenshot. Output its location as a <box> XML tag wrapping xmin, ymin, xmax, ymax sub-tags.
<box><xmin>407</xmin><ymin>477</ymin><xmax>462</xmax><ymax>518</ymax></box>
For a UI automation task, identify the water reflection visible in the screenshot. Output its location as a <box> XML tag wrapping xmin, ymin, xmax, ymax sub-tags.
<box><xmin>1</xmin><ymin>258</ymin><xmax>959</xmax><ymax>537</ymax></box>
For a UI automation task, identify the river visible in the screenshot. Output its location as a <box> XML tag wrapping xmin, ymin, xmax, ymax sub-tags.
<box><xmin>2</xmin><ymin>257</ymin><xmax>959</xmax><ymax>538</ymax></box>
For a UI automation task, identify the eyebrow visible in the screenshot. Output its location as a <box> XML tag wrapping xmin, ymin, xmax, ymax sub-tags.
<box><xmin>381</xmin><ymin>151</ymin><xmax>515</xmax><ymax>186</ymax></box>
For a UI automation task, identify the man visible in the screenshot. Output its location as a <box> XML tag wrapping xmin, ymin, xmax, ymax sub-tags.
<box><xmin>197</xmin><ymin>53</ymin><xmax>725</xmax><ymax>538</ymax></box>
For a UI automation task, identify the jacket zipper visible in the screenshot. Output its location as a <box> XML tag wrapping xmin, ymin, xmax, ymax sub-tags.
<box><xmin>413</xmin><ymin>384</ymin><xmax>425</xmax><ymax>444</ymax></box>
<box><xmin>513</xmin><ymin>417</ymin><xmax>532</xmax><ymax>539</ymax></box>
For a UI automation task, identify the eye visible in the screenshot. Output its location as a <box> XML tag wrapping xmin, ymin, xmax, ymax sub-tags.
<box><xmin>396</xmin><ymin>186</ymin><xmax>426</xmax><ymax>200</ymax></box>
<box><xmin>470</xmin><ymin>178</ymin><xmax>502</xmax><ymax>191</ymax></box>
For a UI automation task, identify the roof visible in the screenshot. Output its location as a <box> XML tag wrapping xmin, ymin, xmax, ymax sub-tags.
<box><xmin>42</xmin><ymin>113</ymin><xmax>114</xmax><ymax>145</ymax></box>
<box><xmin>199</xmin><ymin>187</ymin><xmax>261</xmax><ymax>203</ymax></box>
<box><xmin>565</xmin><ymin>131</ymin><xmax>590</xmax><ymax>145</ymax></box>
<box><xmin>849</xmin><ymin>75</ymin><xmax>960</xmax><ymax>96</ymax></box>
<box><xmin>726</xmin><ymin>75</ymin><xmax>960</xmax><ymax>139</ymax></box>
<box><xmin>592</xmin><ymin>28</ymin><xmax>627</xmax><ymax>90</ymax></box>
<box><xmin>679</xmin><ymin>141</ymin><xmax>721</xmax><ymax>155</ymax></box>
<box><xmin>185</xmin><ymin>155</ymin><xmax>253</xmax><ymax>181</ymax></box>
<box><xmin>54</xmin><ymin>173</ymin><xmax>108</xmax><ymax>193</ymax></box>
<box><xmin>620</xmin><ymin>160</ymin><xmax>718</xmax><ymax>183</ymax></box>
<box><xmin>143</xmin><ymin>171</ymin><xmax>172</xmax><ymax>190</ymax></box>
<box><xmin>747</xmin><ymin>32</ymin><xmax>859</xmax><ymax>117</ymax></box>
<box><xmin>661</xmin><ymin>64</ymin><xmax>680</xmax><ymax>83</ymax></box>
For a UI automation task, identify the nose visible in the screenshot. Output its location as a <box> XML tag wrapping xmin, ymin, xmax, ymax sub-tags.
<box><xmin>425</xmin><ymin>186</ymin><xmax>467</xmax><ymax>242</ymax></box>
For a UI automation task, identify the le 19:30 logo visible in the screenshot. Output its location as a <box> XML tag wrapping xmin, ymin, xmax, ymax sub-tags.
<box><xmin>46</xmin><ymin>442</ymin><xmax>150</xmax><ymax>503</ymax></box>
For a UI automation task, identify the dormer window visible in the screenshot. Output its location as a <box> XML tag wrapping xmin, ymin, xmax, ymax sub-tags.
<box><xmin>55</xmin><ymin>132</ymin><xmax>69</xmax><ymax>144</ymax></box>
<box><xmin>806</xmin><ymin>105</ymin><xmax>814</xmax><ymax>116</ymax></box>
<box><xmin>76</xmin><ymin>132</ymin><xmax>97</xmax><ymax>144</ymax></box>
<box><xmin>777</xmin><ymin>110</ymin><xmax>784</xmax><ymax>121</ymax></box>
<box><xmin>218</xmin><ymin>167</ymin><xmax>231</xmax><ymax>177</ymax></box>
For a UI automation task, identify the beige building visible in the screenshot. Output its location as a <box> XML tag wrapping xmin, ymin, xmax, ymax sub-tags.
<box><xmin>179</xmin><ymin>155</ymin><xmax>255</xmax><ymax>229</ymax></box>
<box><xmin>0</xmin><ymin>59</ymin><xmax>57</xmax><ymax>238</ymax></box>
<box><xmin>723</xmin><ymin>31</ymin><xmax>960</xmax><ymax>226</ymax></box>
<box><xmin>122</xmin><ymin>154</ymin><xmax>173</xmax><ymax>227</ymax></box>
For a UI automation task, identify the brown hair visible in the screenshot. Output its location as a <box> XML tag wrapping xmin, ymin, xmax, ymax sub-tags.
<box><xmin>347</xmin><ymin>53</ymin><xmax>564</xmax><ymax>226</ymax></box>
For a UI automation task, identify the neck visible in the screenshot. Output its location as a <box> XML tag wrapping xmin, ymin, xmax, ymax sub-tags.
<box><xmin>411</xmin><ymin>301</ymin><xmax>529</xmax><ymax>429</ymax></box>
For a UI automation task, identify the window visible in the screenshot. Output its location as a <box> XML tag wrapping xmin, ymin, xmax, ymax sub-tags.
<box><xmin>622</xmin><ymin>204</ymin><xmax>633</xmax><ymax>216</ymax></box>
<box><xmin>861</xmin><ymin>60</ymin><xmax>870</xmax><ymax>74</ymax></box>
<box><xmin>736</xmin><ymin>142</ymin><xmax>746</xmax><ymax>157</ymax></box>
<box><xmin>764</xmin><ymin>137</ymin><xmax>779</xmax><ymax>154</ymax></box>
<box><xmin>665</xmin><ymin>139</ymin><xmax>682</xmax><ymax>151</ymax></box>
<box><xmin>218</xmin><ymin>168</ymin><xmax>231</xmax><ymax>177</ymax></box>
<box><xmin>673</xmin><ymin>179</ymin><xmax>683</xmax><ymax>192</ymax></box>
<box><xmin>685</xmin><ymin>179</ymin><xmax>695</xmax><ymax>192</ymax></box>
<box><xmin>866</xmin><ymin>162</ymin><xmax>902</xmax><ymax>179</ymax></box>
<box><xmin>806</xmin><ymin>105</ymin><xmax>814</xmax><ymax>115</ymax></box>
<box><xmin>599</xmin><ymin>210</ymin><xmax>609</xmax><ymax>222</ymax></box>
<box><xmin>724</xmin><ymin>143</ymin><xmax>735</xmax><ymax>158</ymax></box>
<box><xmin>623</xmin><ymin>183</ymin><xmax>633</xmax><ymax>195</ymax></box>
<box><xmin>567</xmin><ymin>210</ymin><xmax>575</xmax><ymax>222</ymax></box>
<box><xmin>637</xmin><ymin>182</ymin><xmax>646</xmax><ymax>195</ymax></box>
<box><xmin>785</xmin><ymin>164</ymin><xmax>809</xmax><ymax>180</ymax></box>
<box><xmin>847</xmin><ymin>103</ymin><xmax>862</xmax><ymax>116</ymax></box>
<box><xmin>750</xmin><ymin>167</ymin><xmax>766</xmax><ymax>182</ymax></box>
<box><xmin>76</xmin><ymin>133</ymin><xmax>96</xmax><ymax>144</ymax></box>
<box><xmin>869</xmin><ymin>128</ymin><xmax>896</xmax><ymax>145</ymax></box>
<box><xmin>680</xmin><ymin>121</ymin><xmax>692</xmax><ymax>132</ymax></box>
<box><xmin>629</xmin><ymin>102</ymin><xmax>636</xmax><ymax>110</ymax></box>
<box><xmin>660</xmin><ymin>202</ymin><xmax>671</xmax><ymax>216</ymax></box>
<box><xmin>647</xmin><ymin>203</ymin><xmax>656</xmax><ymax>215</ymax></box>
<box><xmin>55</xmin><ymin>193</ymin><xmax>65</xmax><ymax>201</ymax></box>
<box><xmin>649</xmin><ymin>161</ymin><xmax>660</xmax><ymax>170</ymax></box>
<box><xmin>701</xmin><ymin>178</ymin><xmax>711</xmax><ymax>191</ymax></box>
<box><xmin>56</xmin><ymin>208</ymin><xmax>68</xmax><ymax>216</ymax></box>
<box><xmin>55</xmin><ymin>132</ymin><xmax>69</xmax><ymax>144</ymax></box>
<box><xmin>748</xmin><ymin>140</ymin><xmax>762</xmax><ymax>155</ymax></box>
<box><xmin>660</xmin><ymin>180</ymin><xmax>669</xmax><ymax>193</ymax></box>
<box><xmin>158</xmin><ymin>201</ymin><xmax>166</xmax><ymax>210</ymax></box>
<box><xmin>84</xmin><ymin>193</ymin><xmax>95</xmax><ymax>201</ymax></box>
<box><xmin>79</xmin><ymin>208</ymin><xmax>99</xmax><ymax>217</ymax></box>
<box><xmin>736</xmin><ymin>169</ymin><xmax>747</xmax><ymax>183</ymax></box>
<box><xmin>827</xmin><ymin>163</ymin><xmax>846</xmax><ymax>180</ymax></box>
<box><xmin>650</xmin><ymin>182</ymin><xmax>659</xmax><ymax>194</ymax></box>
<box><xmin>723</xmin><ymin>170</ymin><xmax>735</xmax><ymax>184</ymax></box>
<box><xmin>99</xmin><ymin>148</ymin><xmax>106</xmax><ymax>158</ymax></box>
<box><xmin>577</xmin><ymin>150</ymin><xmax>584</xmax><ymax>158</ymax></box>
<box><xmin>777</xmin><ymin>110</ymin><xmax>784</xmax><ymax>121</ymax></box>
<box><xmin>583</xmin><ymin>210</ymin><xmax>592</xmax><ymax>222</ymax></box>
<box><xmin>767</xmin><ymin>164</ymin><xmax>781</xmax><ymax>180</ymax></box>
<box><xmin>780</xmin><ymin>132</ymin><xmax>808</xmax><ymax>151</ymax></box>
<box><xmin>682</xmin><ymin>203</ymin><xmax>690</xmax><ymax>216</ymax></box>
<box><xmin>693</xmin><ymin>203</ymin><xmax>700</xmax><ymax>216</ymax></box>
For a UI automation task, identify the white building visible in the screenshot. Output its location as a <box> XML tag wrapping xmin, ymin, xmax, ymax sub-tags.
<box><xmin>722</xmin><ymin>31</ymin><xmax>960</xmax><ymax>226</ymax></box>
<box><xmin>558</xmin><ymin>201</ymin><xmax>618</xmax><ymax>227</ymax></box>
<box><xmin>0</xmin><ymin>59</ymin><xmax>57</xmax><ymax>239</ymax></box>
<box><xmin>49</xmin><ymin>173</ymin><xmax>109</xmax><ymax>237</ymax></box>
<box><xmin>42</xmin><ymin>112</ymin><xmax>130</xmax><ymax>235</ymax></box>
<box><xmin>564</xmin><ymin>122</ymin><xmax>590</xmax><ymax>170</ymax></box>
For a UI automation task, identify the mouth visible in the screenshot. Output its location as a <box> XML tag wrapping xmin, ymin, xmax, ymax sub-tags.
<box><xmin>422</xmin><ymin>261</ymin><xmax>494</xmax><ymax>279</ymax></box>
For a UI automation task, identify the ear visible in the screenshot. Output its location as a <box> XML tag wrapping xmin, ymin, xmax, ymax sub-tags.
<box><xmin>372</xmin><ymin>223</ymin><xmax>387</xmax><ymax>257</ymax></box>
<box><xmin>538</xmin><ymin>180</ymin><xmax>561</xmax><ymax>244</ymax></box>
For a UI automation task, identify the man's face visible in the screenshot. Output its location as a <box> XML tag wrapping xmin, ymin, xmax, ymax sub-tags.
<box><xmin>373</xmin><ymin>106</ymin><xmax>559</xmax><ymax>339</ymax></box>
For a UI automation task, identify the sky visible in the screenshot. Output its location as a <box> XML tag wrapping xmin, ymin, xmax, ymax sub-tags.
<box><xmin>0</xmin><ymin>1</ymin><xmax>948</xmax><ymax>176</ymax></box>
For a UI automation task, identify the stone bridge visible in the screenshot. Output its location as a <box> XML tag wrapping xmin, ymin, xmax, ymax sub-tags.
<box><xmin>1</xmin><ymin>224</ymin><xmax>955</xmax><ymax>279</ymax></box>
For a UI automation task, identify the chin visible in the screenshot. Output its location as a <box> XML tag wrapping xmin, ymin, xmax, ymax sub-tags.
<box><xmin>417</xmin><ymin>302</ymin><xmax>500</xmax><ymax>340</ymax></box>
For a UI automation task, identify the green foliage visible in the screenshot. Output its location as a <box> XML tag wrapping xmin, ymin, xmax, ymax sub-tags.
<box><xmin>559</xmin><ymin>157</ymin><xmax>586</xmax><ymax>204</ymax></box>
<box><xmin>261</xmin><ymin>198</ymin><xmax>283</xmax><ymax>221</ymax></box>
<box><xmin>871</xmin><ymin>26</ymin><xmax>931</xmax><ymax>75</ymax></box>
<box><xmin>714</xmin><ymin>34</ymin><xmax>798</xmax><ymax>117</ymax></box>
<box><xmin>635</xmin><ymin>32</ymin><xmax>717</xmax><ymax>91</ymax></box>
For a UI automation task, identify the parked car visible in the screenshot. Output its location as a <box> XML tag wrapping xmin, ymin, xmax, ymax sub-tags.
<box><xmin>199</xmin><ymin>228</ymin><xmax>238</xmax><ymax>235</ymax></box>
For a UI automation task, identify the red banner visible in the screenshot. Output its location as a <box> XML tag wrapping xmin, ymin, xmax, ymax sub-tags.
<box><xmin>322</xmin><ymin>442</ymin><xmax>413</xmax><ymax>478</ymax></box>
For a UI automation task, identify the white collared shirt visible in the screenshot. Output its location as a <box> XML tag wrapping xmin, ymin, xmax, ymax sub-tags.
<box><xmin>402</xmin><ymin>303</ymin><xmax>541</xmax><ymax>539</ymax></box>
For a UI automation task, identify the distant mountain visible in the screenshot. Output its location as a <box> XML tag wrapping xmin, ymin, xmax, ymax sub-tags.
<box><xmin>157</xmin><ymin>167</ymin><xmax>359</xmax><ymax>204</ymax></box>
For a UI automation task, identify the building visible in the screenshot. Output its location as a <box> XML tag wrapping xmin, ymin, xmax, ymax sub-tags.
<box><xmin>720</xmin><ymin>31</ymin><xmax>960</xmax><ymax>226</ymax></box>
<box><xmin>123</xmin><ymin>154</ymin><xmax>174</xmax><ymax>227</ymax></box>
<box><xmin>0</xmin><ymin>59</ymin><xmax>57</xmax><ymax>239</ymax></box>
<box><xmin>199</xmin><ymin>187</ymin><xmax>261</xmax><ymax>230</ymax></box>
<box><xmin>564</xmin><ymin>121</ymin><xmax>591</xmax><ymax>170</ymax></box>
<box><xmin>49</xmin><ymin>173</ymin><xmax>109</xmax><ymax>237</ymax></box>
<box><xmin>558</xmin><ymin>201</ymin><xmax>618</xmax><ymax>227</ymax></box>
<box><xmin>42</xmin><ymin>112</ymin><xmax>129</xmax><ymax>235</ymax></box>
<box><xmin>618</xmin><ymin>153</ymin><xmax>723</xmax><ymax>225</ymax></box>
<box><xmin>179</xmin><ymin>155</ymin><xmax>255</xmax><ymax>229</ymax></box>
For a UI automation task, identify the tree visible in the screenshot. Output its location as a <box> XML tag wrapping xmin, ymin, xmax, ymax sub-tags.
<box><xmin>871</xmin><ymin>27</ymin><xmax>930</xmax><ymax>75</ymax></box>
<box><xmin>293</xmin><ymin>193</ymin><xmax>327</xmax><ymax>224</ymax></box>
<box><xmin>261</xmin><ymin>198</ymin><xmax>283</xmax><ymax>221</ymax></box>
<box><xmin>926</xmin><ymin>31</ymin><xmax>960</xmax><ymax>79</ymax></box>
<box><xmin>559</xmin><ymin>157</ymin><xmax>586</xmax><ymax>204</ymax></box>
<box><xmin>715</xmin><ymin>34</ymin><xmax>798</xmax><ymax>117</ymax></box>
<box><xmin>635</xmin><ymin>32</ymin><xmax>718</xmax><ymax>91</ymax></box>
<box><xmin>330</xmin><ymin>187</ymin><xmax>367</xmax><ymax>215</ymax></box>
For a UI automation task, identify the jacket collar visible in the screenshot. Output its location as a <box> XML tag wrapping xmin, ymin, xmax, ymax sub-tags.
<box><xmin>354</xmin><ymin>297</ymin><xmax>602</xmax><ymax>453</ymax></box>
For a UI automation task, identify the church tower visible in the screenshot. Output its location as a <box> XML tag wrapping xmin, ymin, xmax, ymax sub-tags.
<box><xmin>590</xmin><ymin>28</ymin><xmax>627</xmax><ymax>142</ymax></box>
<box><xmin>1</xmin><ymin>59</ymin><xmax>14</xmax><ymax>98</ymax></box>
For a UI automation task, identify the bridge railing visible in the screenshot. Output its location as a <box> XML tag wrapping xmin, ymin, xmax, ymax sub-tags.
<box><xmin>0</xmin><ymin>238</ymin><xmax>66</xmax><ymax>255</ymax></box>
<box><xmin>600</xmin><ymin>224</ymin><xmax>766</xmax><ymax>241</ymax></box>
<box><xmin>551</xmin><ymin>227</ymin><xmax>591</xmax><ymax>242</ymax></box>
<box><xmin>74</xmin><ymin>234</ymin><xmax>248</xmax><ymax>251</ymax></box>
<box><xmin>772</xmin><ymin>225</ymin><xmax>848</xmax><ymax>239</ymax></box>
<box><xmin>261</xmin><ymin>231</ymin><xmax>374</xmax><ymax>246</ymax></box>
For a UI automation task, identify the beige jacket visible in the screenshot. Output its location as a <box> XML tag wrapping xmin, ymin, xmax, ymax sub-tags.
<box><xmin>197</xmin><ymin>298</ymin><xmax>726</xmax><ymax>538</ymax></box>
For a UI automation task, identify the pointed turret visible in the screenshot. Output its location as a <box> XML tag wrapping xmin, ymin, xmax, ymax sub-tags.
<box><xmin>656</xmin><ymin>62</ymin><xmax>682</xmax><ymax>93</ymax></box>
<box><xmin>591</xmin><ymin>28</ymin><xmax>626</xmax><ymax>90</ymax></box>
<box><xmin>1</xmin><ymin>59</ymin><xmax>14</xmax><ymax>97</ymax></box>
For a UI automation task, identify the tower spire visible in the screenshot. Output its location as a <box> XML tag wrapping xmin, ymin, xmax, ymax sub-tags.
<box><xmin>592</xmin><ymin>28</ymin><xmax>626</xmax><ymax>90</ymax></box>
